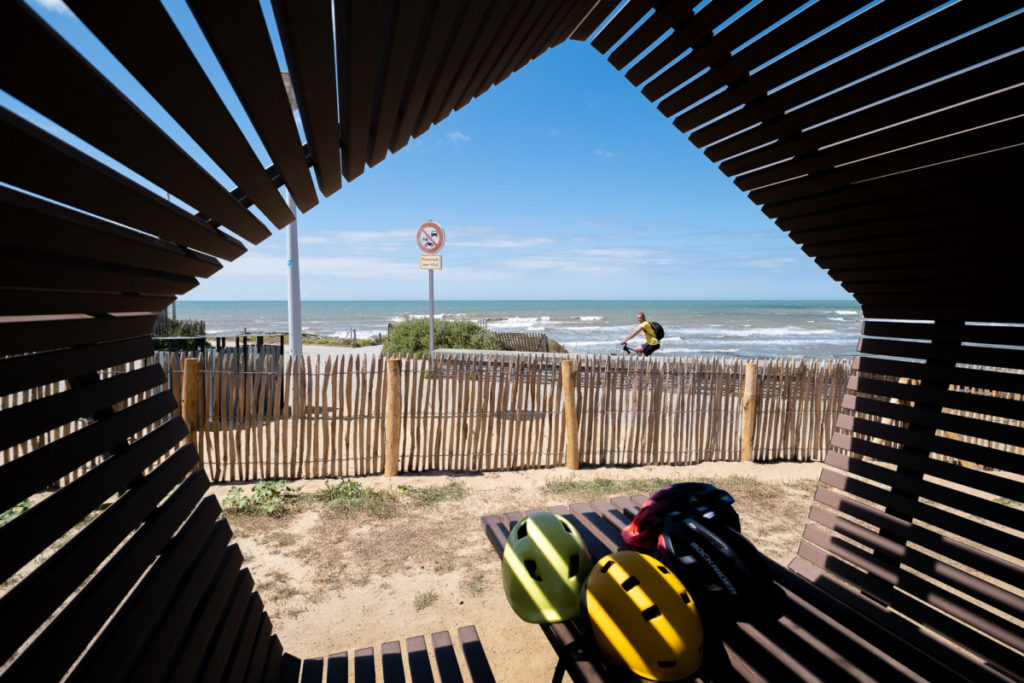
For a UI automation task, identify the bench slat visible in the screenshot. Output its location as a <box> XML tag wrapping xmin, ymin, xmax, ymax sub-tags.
<box><xmin>325</xmin><ymin>651</ymin><xmax>348</xmax><ymax>683</ymax></box>
<box><xmin>198</xmin><ymin>570</ymin><xmax>258</xmax><ymax>683</ymax></box>
<box><xmin>406</xmin><ymin>635</ymin><xmax>434</xmax><ymax>683</ymax></box>
<box><xmin>381</xmin><ymin>640</ymin><xmax>405</xmax><ymax>683</ymax></box>
<box><xmin>245</xmin><ymin>615</ymin><xmax>274</xmax><ymax>683</ymax></box>
<box><xmin>430</xmin><ymin>632</ymin><xmax>462</xmax><ymax>683</ymax></box>
<box><xmin>300</xmin><ymin>656</ymin><xmax>324</xmax><ymax>683</ymax></box>
<box><xmin>222</xmin><ymin>593</ymin><xmax>268</xmax><ymax>683</ymax></box>
<box><xmin>354</xmin><ymin>646</ymin><xmax>375</xmax><ymax>683</ymax></box>
<box><xmin>458</xmin><ymin>626</ymin><xmax>496</xmax><ymax>683</ymax></box>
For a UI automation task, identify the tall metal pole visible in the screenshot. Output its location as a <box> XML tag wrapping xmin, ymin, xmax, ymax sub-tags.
<box><xmin>286</xmin><ymin>190</ymin><xmax>302</xmax><ymax>357</ymax></box>
<box><xmin>428</xmin><ymin>269</ymin><xmax>435</xmax><ymax>354</ymax></box>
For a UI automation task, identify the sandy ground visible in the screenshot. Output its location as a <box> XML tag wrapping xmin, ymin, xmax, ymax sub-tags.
<box><xmin>213</xmin><ymin>460</ymin><xmax>824</xmax><ymax>682</ymax></box>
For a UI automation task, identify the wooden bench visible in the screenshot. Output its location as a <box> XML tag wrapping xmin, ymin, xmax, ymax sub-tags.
<box><xmin>483</xmin><ymin>320</ymin><xmax>1024</xmax><ymax>682</ymax></box>
<box><xmin>0</xmin><ymin>342</ymin><xmax>494</xmax><ymax>683</ymax></box>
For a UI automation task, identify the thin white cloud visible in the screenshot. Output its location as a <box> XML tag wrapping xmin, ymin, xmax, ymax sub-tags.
<box><xmin>446</xmin><ymin>131</ymin><xmax>470</xmax><ymax>145</ymax></box>
<box><xmin>593</xmin><ymin>149</ymin><xmax>614</xmax><ymax>158</ymax></box>
<box><xmin>459</xmin><ymin>236</ymin><xmax>556</xmax><ymax>249</ymax></box>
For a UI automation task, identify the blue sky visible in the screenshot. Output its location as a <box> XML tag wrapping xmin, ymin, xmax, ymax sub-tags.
<box><xmin>17</xmin><ymin>0</ymin><xmax>854</xmax><ymax>302</ymax></box>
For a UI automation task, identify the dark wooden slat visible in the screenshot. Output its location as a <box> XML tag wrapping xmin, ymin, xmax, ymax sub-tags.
<box><xmin>278</xmin><ymin>652</ymin><xmax>302</xmax><ymax>683</ymax></box>
<box><xmin>818</xmin><ymin>463</ymin><xmax>1022</xmax><ymax>556</ymax></box>
<box><xmin>405</xmin><ymin>635</ymin><xmax>433</xmax><ymax>683</ymax></box>
<box><xmin>852</xmin><ymin>355</ymin><xmax>1024</xmax><ymax>401</ymax></box>
<box><xmin>0</xmin><ymin>390</ymin><xmax>179</xmax><ymax>512</ymax></box>
<box><xmin>681</xmin><ymin>1</ymin><xmax>987</xmax><ymax>140</ymax></box>
<box><xmin>0</xmin><ymin>454</ymin><xmax>203</xmax><ymax>678</ymax></box>
<box><xmin>705</xmin><ymin>6</ymin><xmax>1024</xmax><ymax>157</ymax></box>
<box><xmin>0</xmin><ymin>363</ymin><xmax>166</xmax><ymax>451</ymax></box>
<box><xmin>848</xmin><ymin>374</ymin><xmax>1024</xmax><ymax>424</ymax></box>
<box><xmin>263</xmin><ymin>636</ymin><xmax>285</xmax><ymax>683</ymax></box>
<box><xmin>367</xmin><ymin>1</ymin><xmax>434</xmax><ymax>167</ymax></box>
<box><xmin>430</xmin><ymin>632</ymin><xmax>462</xmax><ymax>683</ymax></box>
<box><xmin>486</xmin><ymin>2</ymin><xmax>556</xmax><ymax>89</ymax></box>
<box><xmin>607</xmin><ymin>0</ymin><xmax>698</xmax><ymax>71</ymax></box>
<box><xmin>857</xmin><ymin>336</ymin><xmax>1024</xmax><ymax>373</ymax></box>
<box><xmin>221</xmin><ymin>594</ymin><xmax>267</xmax><ymax>683</ymax></box>
<box><xmin>0</xmin><ymin>107</ymin><xmax>246</xmax><ymax>259</ymax></box>
<box><xmin>807</xmin><ymin>505</ymin><xmax>1024</xmax><ymax>628</ymax></box>
<box><xmin>300</xmin><ymin>656</ymin><xmax>325</xmax><ymax>683</ymax></box>
<box><xmin>325</xmin><ymin>651</ymin><xmax>349</xmax><ymax>683</ymax></box>
<box><xmin>725</xmin><ymin>65</ymin><xmax>1024</xmax><ymax>184</ymax></box>
<box><xmin>504</xmin><ymin>1</ymin><xmax>579</xmax><ymax>78</ymax></box>
<box><xmin>817</xmin><ymin>240</ymin><xmax>1020</xmax><ymax>273</ymax></box>
<box><xmin>798</xmin><ymin>525</ymin><xmax>1024</xmax><ymax>671</ymax></box>
<box><xmin>812</xmin><ymin>485</ymin><xmax>1024</xmax><ymax>598</ymax></box>
<box><xmin>0</xmin><ymin>419</ymin><xmax>187</xmax><ymax>584</ymax></box>
<box><xmin>0</xmin><ymin>336</ymin><xmax>153</xmax><ymax>396</ymax></box>
<box><xmin>270</xmin><ymin>0</ymin><xmax>342</xmax><ymax>196</ymax></box>
<box><xmin>381</xmin><ymin>640</ymin><xmax>405</xmax><ymax>683</ymax></box>
<box><xmin>187</xmin><ymin>0</ymin><xmax>318</xmax><ymax>212</ymax></box>
<box><xmin>565</xmin><ymin>502</ymin><xmax>627</xmax><ymax>555</ymax></box>
<box><xmin>749</xmin><ymin>119</ymin><xmax>1024</xmax><ymax>209</ymax></box>
<box><xmin>0</xmin><ymin>250</ymin><xmax>199</xmax><ymax>297</ymax></box>
<box><xmin>452</xmin><ymin>1</ymin><xmax>534</xmax><ymax>112</ymax></box>
<box><xmin>0</xmin><ymin>289</ymin><xmax>174</xmax><ymax>317</ymax></box>
<box><xmin>591</xmin><ymin>0</ymin><xmax>656</xmax><ymax>54</ymax></box>
<box><xmin>65</xmin><ymin>0</ymin><xmax>293</xmax><ymax>229</ymax></box>
<box><xmin>861</xmin><ymin>320</ymin><xmax>1024</xmax><ymax>347</ymax></box>
<box><xmin>458</xmin><ymin>626</ymin><xmax>495</xmax><ymax>683</ymax></box>
<box><xmin>0</xmin><ymin>3</ymin><xmax>275</xmax><ymax>243</ymax></box>
<box><xmin>353</xmin><ymin>646</ymin><xmax>375</xmax><ymax>683</ymax></box>
<box><xmin>162</xmin><ymin>544</ymin><xmax>246</xmax><ymax>683</ymax></box>
<box><xmin>413</xmin><ymin>1</ymin><xmax>493</xmax><ymax>138</ymax></box>
<box><xmin>197</xmin><ymin>570</ymin><xmax>259</xmax><ymax>683</ymax></box>
<box><xmin>244</xmin><ymin>615</ymin><xmax>274</xmax><ymax>683</ymax></box>
<box><xmin>388</xmin><ymin>0</ymin><xmax>464</xmax><ymax>155</ymax></box>
<box><xmin>0</xmin><ymin>312</ymin><xmax>155</xmax><ymax>357</ymax></box>
<box><xmin>336</xmin><ymin>2</ymin><xmax>390</xmax><ymax>182</ymax></box>
<box><xmin>569</xmin><ymin>0</ymin><xmax>622</xmax><ymax>41</ymax></box>
<box><xmin>0</xmin><ymin>186</ymin><xmax>222</xmax><ymax>278</ymax></box>
<box><xmin>70</xmin><ymin>506</ymin><xmax>230</xmax><ymax>683</ymax></box>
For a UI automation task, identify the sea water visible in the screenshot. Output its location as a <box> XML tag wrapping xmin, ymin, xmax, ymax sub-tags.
<box><xmin>173</xmin><ymin>300</ymin><xmax>862</xmax><ymax>360</ymax></box>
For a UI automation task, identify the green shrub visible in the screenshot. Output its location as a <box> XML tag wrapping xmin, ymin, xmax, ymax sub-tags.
<box><xmin>382</xmin><ymin>318</ymin><xmax>502</xmax><ymax>356</ymax></box>
<box><xmin>222</xmin><ymin>480</ymin><xmax>298</xmax><ymax>517</ymax></box>
<box><xmin>316</xmin><ymin>479</ymin><xmax>398</xmax><ymax>517</ymax></box>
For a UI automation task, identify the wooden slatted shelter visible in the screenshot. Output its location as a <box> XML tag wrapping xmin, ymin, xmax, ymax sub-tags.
<box><xmin>1</xmin><ymin>1</ymin><xmax>1022</xmax><ymax>681</ymax></box>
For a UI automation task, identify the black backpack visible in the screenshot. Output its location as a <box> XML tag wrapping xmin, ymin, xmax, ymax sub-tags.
<box><xmin>648</xmin><ymin>321</ymin><xmax>665</xmax><ymax>340</ymax></box>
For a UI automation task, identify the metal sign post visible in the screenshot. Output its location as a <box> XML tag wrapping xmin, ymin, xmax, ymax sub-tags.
<box><xmin>417</xmin><ymin>221</ymin><xmax>445</xmax><ymax>354</ymax></box>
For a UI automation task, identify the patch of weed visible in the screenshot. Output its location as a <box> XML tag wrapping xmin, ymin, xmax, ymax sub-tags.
<box><xmin>414</xmin><ymin>590</ymin><xmax>438</xmax><ymax>611</ymax></box>
<box><xmin>0</xmin><ymin>499</ymin><xmax>32</xmax><ymax>526</ymax></box>
<box><xmin>222</xmin><ymin>480</ymin><xmax>299</xmax><ymax>517</ymax></box>
<box><xmin>315</xmin><ymin>479</ymin><xmax>399</xmax><ymax>518</ymax></box>
<box><xmin>399</xmin><ymin>481</ymin><xmax>467</xmax><ymax>506</ymax></box>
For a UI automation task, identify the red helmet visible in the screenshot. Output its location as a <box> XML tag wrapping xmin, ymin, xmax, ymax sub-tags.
<box><xmin>621</xmin><ymin>483</ymin><xmax>739</xmax><ymax>552</ymax></box>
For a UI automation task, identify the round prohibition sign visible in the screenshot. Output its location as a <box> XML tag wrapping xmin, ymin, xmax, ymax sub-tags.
<box><xmin>417</xmin><ymin>221</ymin><xmax>445</xmax><ymax>254</ymax></box>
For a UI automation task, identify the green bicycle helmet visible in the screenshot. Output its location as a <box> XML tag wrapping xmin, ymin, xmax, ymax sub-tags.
<box><xmin>502</xmin><ymin>512</ymin><xmax>593</xmax><ymax>623</ymax></box>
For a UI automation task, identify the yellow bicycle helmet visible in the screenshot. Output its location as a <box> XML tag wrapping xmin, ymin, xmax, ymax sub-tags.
<box><xmin>585</xmin><ymin>551</ymin><xmax>703</xmax><ymax>681</ymax></box>
<box><xmin>502</xmin><ymin>512</ymin><xmax>592</xmax><ymax>623</ymax></box>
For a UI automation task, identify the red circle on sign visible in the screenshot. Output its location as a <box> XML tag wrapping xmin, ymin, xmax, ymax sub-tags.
<box><xmin>417</xmin><ymin>221</ymin><xmax>445</xmax><ymax>254</ymax></box>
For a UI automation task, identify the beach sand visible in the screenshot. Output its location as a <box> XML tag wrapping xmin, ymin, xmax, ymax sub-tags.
<box><xmin>212</xmin><ymin>460</ymin><xmax>824</xmax><ymax>681</ymax></box>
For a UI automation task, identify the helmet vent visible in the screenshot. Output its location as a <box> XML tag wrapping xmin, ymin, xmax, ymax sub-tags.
<box><xmin>525</xmin><ymin>559</ymin><xmax>541</xmax><ymax>581</ymax></box>
<box><xmin>568</xmin><ymin>554</ymin><xmax>580</xmax><ymax>577</ymax></box>
<box><xmin>561</xmin><ymin>520</ymin><xmax>572</xmax><ymax>532</ymax></box>
<box><xmin>641</xmin><ymin>605</ymin><xmax>661</xmax><ymax>621</ymax></box>
<box><xmin>657</xmin><ymin>565</ymin><xmax>669</xmax><ymax>574</ymax></box>
<box><xmin>681</xmin><ymin>592</ymin><xmax>691</xmax><ymax>604</ymax></box>
<box><xmin>517</xmin><ymin>522</ymin><xmax>529</xmax><ymax>539</ymax></box>
<box><xmin>621</xmin><ymin>577</ymin><xmax>640</xmax><ymax>591</ymax></box>
<box><xmin>600</xmin><ymin>560</ymin><xmax>613</xmax><ymax>573</ymax></box>
<box><xmin>658</xmin><ymin>660</ymin><xmax>676</xmax><ymax>668</ymax></box>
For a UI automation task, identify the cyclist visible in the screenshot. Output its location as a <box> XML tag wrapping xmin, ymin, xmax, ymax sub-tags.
<box><xmin>621</xmin><ymin>312</ymin><xmax>660</xmax><ymax>357</ymax></box>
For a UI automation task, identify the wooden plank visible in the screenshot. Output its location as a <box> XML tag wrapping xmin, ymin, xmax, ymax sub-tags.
<box><xmin>607</xmin><ymin>0</ymin><xmax>699</xmax><ymax>71</ymax></box>
<box><xmin>300</xmin><ymin>656</ymin><xmax>325</xmax><ymax>683</ymax></box>
<box><xmin>0</xmin><ymin>390</ymin><xmax>179</xmax><ymax>512</ymax></box>
<box><xmin>279</xmin><ymin>652</ymin><xmax>302</xmax><ymax>683</ymax></box>
<box><xmin>0</xmin><ymin>186</ymin><xmax>223</xmax><ymax>278</ymax></box>
<box><xmin>0</xmin><ymin>312</ymin><xmax>155</xmax><ymax>357</ymax></box>
<box><xmin>219</xmin><ymin>593</ymin><xmax>267</xmax><ymax>683</ymax></box>
<box><xmin>353</xmin><ymin>646</ymin><xmax>375</xmax><ymax>683</ymax></box>
<box><xmin>336</xmin><ymin>2</ymin><xmax>389</xmax><ymax>182</ymax></box>
<box><xmin>0</xmin><ymin>5</ymin><xmax>274</xmax><ymax>243</ymax></box>
<box><xmin>325</xmin><ymin>651</ymin><xmax>349</xmax><ymax>683</ymax></box>
<box><xmin>75</xmin><ymin>506</ymin><xmax>230</xmax><ymax>683</ymax></box>
<box><xmin>268</xmin><ymin>0</ymin><xmax>343</xmax><ymax>196</ymax></box>
<box><xmin>430</xmin><ymin>631</ymin><xmax>461</xmax><ymax>682</ymax></box>
<box><xmin>187</xmin><ymin>0</ymin><xmax>318</xmax><ymax>212</ymax></box>
<box><xmin>452</xmin><ymin>1</ymin><xmax>533</xmax><ymax>112</ymax></box>
<box><xmin>380</xmin><ymin>640</ymin><xmax>404</xmax><ymax>683</ymax></box>
<box><xmin>244</xmin><ymin>615</ymin><xmax>274</xmax><ymax>683</ymax></box>
<box><xmin>0</xmin><ymin>289</ymin><xmax>174</xmax><ymax>317</ymax></box>
<box><xmin>0</xmin><ymin>250</ymin><xmax>198</xmax><ymax>296</ymax></box>
<box><xmin>0</xmin><ymin>363</ymin><xmax>166</xmax><ymax>450</ymax></box>
<box><xmin>195</xmin><ymin>570</ymin><xmax>258</xmax><ymax>683</ymax></box>
<box><xmin>1</xmin><ymin>459</ymin><xmax>205</xmax><ymax>678</ymax></box>
<box><xmin>65</xmin><ymin>0</ymin><xmax>293</xmax><ymax>229</ymax></box>
<box><xmin>569</xmin><ymin>0</ymin><xmax>622</xmax><ymax>41</ymax></box>
<box><xmin>405</xmin><ymin>635</ymin><xmax>432</xmax><ymax>683</ymax></box>
<box><xmin>0</xmin><ymin>419</ymin><xmax>188</xmax><ymax>584</ymax></box>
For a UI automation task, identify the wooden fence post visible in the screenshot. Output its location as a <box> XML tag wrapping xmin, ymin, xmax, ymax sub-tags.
<box><xmin>562</xmin><ymin>360</ymin><xmax>579</xmax><ymax>470</ymax></box>
<box><xmin>385</xmin><ymin>358</ymin><xmax>401</xmax><ymax>476</ymax></box>
<box><xmin>741</xmin><ymin>362</ymin><xmax>757</xmax><ymax>462</ymax></box>
<box><xmin>182</xmin><ymin>357</ymin><xmax>200</xmax><ymax>469</ymax></box>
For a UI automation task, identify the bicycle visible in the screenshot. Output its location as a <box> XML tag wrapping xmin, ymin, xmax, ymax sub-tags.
<box><xmin>618</xmin><ymin>342</ymin><xmax>637</xmax><ymax>357</ymax></box>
